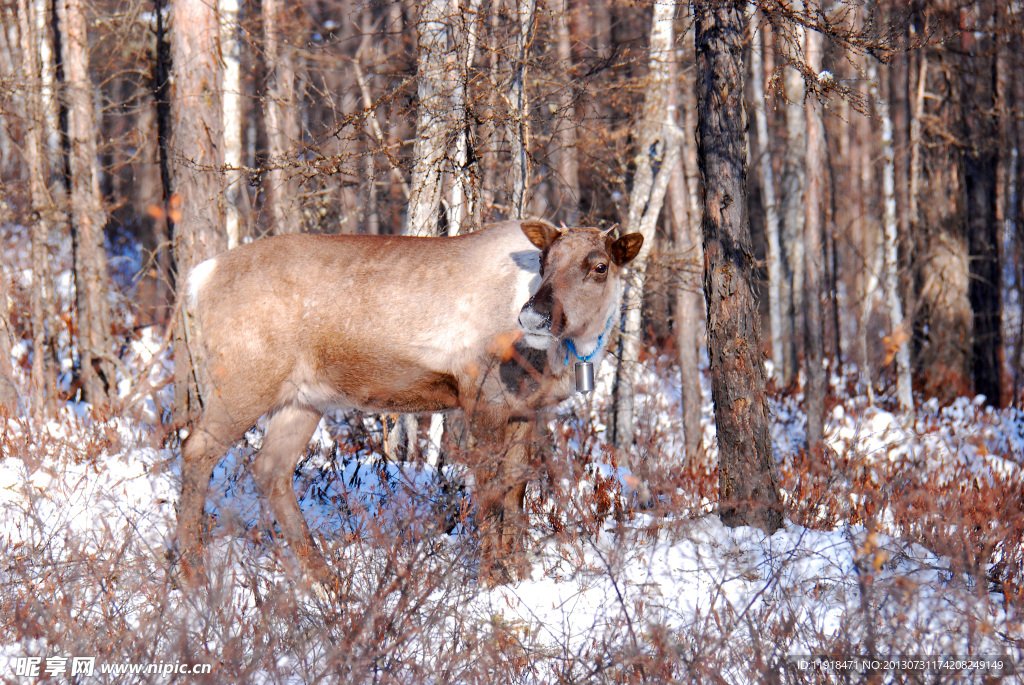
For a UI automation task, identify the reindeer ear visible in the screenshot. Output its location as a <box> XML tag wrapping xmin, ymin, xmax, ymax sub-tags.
<box><xmin>610</xmin><ymin>233</ymin><xmax>644</xmax><ymax>266</ymax></box>
<box><xmin>521</xmin><ymin>220</ymin><xmax>562</xmax><ymax>250</ymax></box>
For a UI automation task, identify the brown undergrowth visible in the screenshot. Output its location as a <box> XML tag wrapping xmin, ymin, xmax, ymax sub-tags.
<box><xmin>1</xmin><ymin>385</ymin><xmax>1021</xmax><ymax>683</ymax></box>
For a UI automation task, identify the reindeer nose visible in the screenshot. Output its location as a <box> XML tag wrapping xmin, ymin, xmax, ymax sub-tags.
<box><xmin>526</xmin><ymin>282</ymin><xmax>555</xmax><ymax>318</ymax></box>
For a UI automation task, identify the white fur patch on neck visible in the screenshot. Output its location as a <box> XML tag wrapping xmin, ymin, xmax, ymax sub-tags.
<box><xmin>187</xmin><ymin>258</ymin><xmax>218</xmax><ymax>308</ymax></box>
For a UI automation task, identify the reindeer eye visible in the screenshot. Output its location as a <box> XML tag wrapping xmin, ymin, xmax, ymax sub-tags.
<box><xmin>593</xmin><ymin>263</ymin><xmax>608</xmax><ymax>275</ymax></box>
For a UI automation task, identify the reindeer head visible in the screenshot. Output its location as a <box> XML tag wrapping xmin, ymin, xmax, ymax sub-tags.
<box><xmin>517</xmin><ymin>221</ymin><xmax>643</xmax><ymax>351</ymax></box>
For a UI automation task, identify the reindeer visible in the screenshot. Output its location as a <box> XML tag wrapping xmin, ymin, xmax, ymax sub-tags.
<box><xmin>175</xmin><ymin>219</ymin><xmax>643</xmax><ymax>586</ymax></box>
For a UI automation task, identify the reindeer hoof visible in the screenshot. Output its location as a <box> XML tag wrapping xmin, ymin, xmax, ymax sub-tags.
<box><xmin>479</xmin><ymin>555</ymin><xmax>531</xmax><ymax>586</ymax></box>
<box><xmin>166</xmin><ymin>547</ymin><xmax>209</xmax><ymax>590</ymax></box>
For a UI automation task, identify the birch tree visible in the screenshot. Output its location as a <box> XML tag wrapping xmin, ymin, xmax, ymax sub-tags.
<box><xmin>60</xmin><ymin>0</ymin><xmax>113</xmax><ymax>407</ymax></box>
<box><xmin>695</xmin><ymin>0</ymin><xmax>781</xmax><ymax>533</ymax></box>
<box><xmin>612</xmin><ymin>0</ymin><xmax>680</xmax><ymax>449</ymax></box>
<box><xmin>869</xmin><ymin>63</ymin><xmax>913</xmax><ymax>415</ymax></box>
<box><xmin>750</xmin><ymin>10</ymin><xmax>783</xmax><ymax>387</ymax></box>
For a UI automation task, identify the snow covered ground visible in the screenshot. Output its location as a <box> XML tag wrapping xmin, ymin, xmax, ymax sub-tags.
<box><xmin>1</xmin><ymin>339</ymin><xmax>1022</xmax><ymax>683</ymax></box>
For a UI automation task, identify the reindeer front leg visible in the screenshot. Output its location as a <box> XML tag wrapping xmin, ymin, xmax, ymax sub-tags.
<box><xmin>467</xmin><ymin>410</ymin><xmax>534</xmax><ymax>584</ymax></box>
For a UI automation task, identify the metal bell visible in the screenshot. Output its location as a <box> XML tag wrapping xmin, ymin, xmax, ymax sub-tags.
<box><xmin>575</xmin><ymin>361</ymin><xmax>595</xmax><ymax>393</ymax></box>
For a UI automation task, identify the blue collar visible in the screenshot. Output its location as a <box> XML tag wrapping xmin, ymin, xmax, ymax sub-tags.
<box><xmin>564</xmin><ymin>316</ymin><xmax>615</xmax><ymax>365</ymax></box>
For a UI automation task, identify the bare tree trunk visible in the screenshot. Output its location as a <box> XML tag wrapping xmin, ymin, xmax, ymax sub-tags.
<box><xmin>449</xmin><ymin>0</ymin><xmax>482</xmax><ymax>236</ymax></box>
<box><xmin>694</xmin><ymin>0</ymin><xmax>781</xmax><ymax>534</ymax></box>
<box><xmin>553</xmin><ymin>0</ymin><xmax>579</xmax><ymax>226</ymax></box>
<box><xmin>803</xmin><ymin>30</ymin><xmax>826</xmax><ymax>454</ymax></box>
<box><xmin>19</xmin><ymin>0</ymin><xmax>50</xmax><ymax>418</ymax></box>
<box><xmin>171</xmin><ymin>0</ymin><xmax>226</xmax><ymax>422</ymax></box>
<box><xmin>857</xmin><ymin>70</ymin><xmax>876</xmax><ymax>404</ymax></box>
<box><xmin>779</xmin><ymin>3</ymin><xmax>805</xmax><ymax>388</ymax></box>
<box><xmin>222</xmin><ymin>0</ymin><xmax>243</xmax><ymax>248</ymax></box>
<box><xmin>263</xmin><ymin>0</ymin><xmax>301</xmax><ymax>235</ymax></box>
<box><xmin>406</xmin><ymin>0</ymin><xmax>450</xmax><ymax>235</ymax></box>
<box><xmin>507</xmin><ymin>0</ymin><xmax>535</xmax><ymax>219</ymax></box>
<box><xmin>60</xmin><ymin>0</ymin><xmax>112</xmax><ymax>408</ymax></box>
<box><xmin>669</xmin><ymin>18</ymin><xmax>703</xmax><ymax>462</ymax></box>
<box><xmin>750</xmin><ymin>11</ymin><xmax>782</xmax><ymax>387</ymax></box>
<box><xmin>612</xmin><ymin>0</ymin><xmax>679</xmax><ymax>449</ymax></box>
<box><xmin>33</xmin><ymin>0</ymin><xmax>58</xmax><ymax>166</ymax></box>
<box><xmin>870</xmin><ymin>63</ymin><xmax>913</xmax><ymax>415</ymax></box>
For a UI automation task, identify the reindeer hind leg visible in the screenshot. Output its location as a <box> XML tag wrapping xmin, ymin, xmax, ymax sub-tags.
<box><xmin>250</xmin><ymin>404</ymin><xmax>328</xmax><ymax>583</ymax></box>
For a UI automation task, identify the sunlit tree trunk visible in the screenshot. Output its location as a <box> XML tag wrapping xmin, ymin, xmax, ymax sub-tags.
<box><xmin>803</xmin><ymin>29</ymin><xmax>827</xmax><ymax>454</ymax></box>
<box><xmin>171</xmin><ymin>0</ymin><xmax>227</xmax><ymax>422</ymax></box>
<box><xmin>694</xmin><ymin>0</ymin><xmax>781</xmax><ymax>534</ymax></box>
<box><xmin>612</xmin><ymin>0</ymin><xmax>679</xmax><ymax>449</ymax></box>
<box><xmin>59</xmin><ymin>0</ymin><xmax>113</xmax><ymax>407</ymax></box>
<box><xmin>19</xmin><ymin>0</ymin><xmax>50</xmax><ymax>417</ymax></box>
<box><xmin>222</xmin><ymin>0</ymin><xmax>243</xmax><ymax>248</ymax></box>
<box><xmin>750</xmin><ymin>11</ymin><xmax>782</xmax><ymax>387</ymax></box>
<box><xmin>263</xmin><ymin>0</ymin><xmax>301</xmax><ymax>235</ymax></box>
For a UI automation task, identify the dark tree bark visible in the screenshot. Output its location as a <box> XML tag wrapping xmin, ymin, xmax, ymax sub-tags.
<box><xmin>961</xmin><ymin>6</ymin><xmax>1004</xmax><ymax>407</ymax></box>
<box><xmin>694</xmin><ymin>0</ymin><xmax>782</xmax><ymax>534</ymax></box>
<box><xmin>153</xmin><ymin>0</ymin><xmax>174</xmax><ymax>327</ymax></box>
